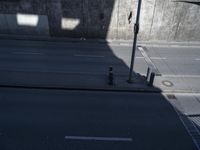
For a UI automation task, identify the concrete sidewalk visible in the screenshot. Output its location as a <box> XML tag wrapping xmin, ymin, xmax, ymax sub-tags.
<box><xmin>153</xmin><ymin>76</ymin><xmax>200</xmax><ymax>93</ymax></box>
<box><xmin>0</xmin><ymin>70</ymin><xmax>156</xmax><ymax>92</ymax></box>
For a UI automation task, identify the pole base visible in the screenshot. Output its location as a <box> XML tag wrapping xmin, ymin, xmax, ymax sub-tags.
<box><xmin>127</xmin><ymin>79</ymin><xmax>133</xmax><ymax>84</ymax></box>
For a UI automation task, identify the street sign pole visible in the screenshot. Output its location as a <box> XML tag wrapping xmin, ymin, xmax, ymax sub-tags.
<box><xmin>128</xmin><ymin>0</ymin><xmax>142</xmax><ymax>83</ymax></box>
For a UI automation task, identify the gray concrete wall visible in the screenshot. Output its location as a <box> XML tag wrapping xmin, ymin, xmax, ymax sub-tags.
<box><xmin>0</xmin><ymin>0</ymin><xmax>200</xmax><ymax>42</ymax></box>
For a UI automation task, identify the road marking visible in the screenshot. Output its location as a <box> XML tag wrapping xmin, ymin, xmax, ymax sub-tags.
<box><xmin>64</xmin><ymin>136</ymin><xmax>133</xmax><ymax>142</ymax></box>
<box><xmin>12</xmin><ymin>52</ymin><xmax>43</xmax><ymax>55</ymax></box>
<box><xmin>150</xmin><ymin>57</ymin><xmax>167</xmax><ymax>60</ymax></box>
<box><xmin>162</xmin><ymin>75</ymin><xmax>200</xmax><ymax>78</ymax></box>
<box><xmin>119</xmin><ymin>43</ymin><xmax>130</xmax><ymax>46</ymax></box>
<box><xmin>74</xmin><ymin>54</ymin><xmax>105</xmax><ymax>58</ymax></box>
<box><xmin>195</xmin><ymin>58</ymin><xmax>200</xmax><ymax>61</ymax></box>
<box><xmin>135</xmin><ymin>56</ymin><xmax>167</xmax><ymax>60</ymax></box>
<box><xmin>138</xmin><ymin>46</ymin><xmax>161</xmax><ymax>75</ymax></box>
<box><xmin>136</xmin><ymin>57</ymin><xmax>144</xmax><ymax>59</ymax></box>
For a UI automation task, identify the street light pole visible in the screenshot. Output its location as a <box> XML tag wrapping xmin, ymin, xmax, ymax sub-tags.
<box><xmin>128</xmin><ymin>0</ymin><xmax>142</xmax><ymax>83</ymax></box>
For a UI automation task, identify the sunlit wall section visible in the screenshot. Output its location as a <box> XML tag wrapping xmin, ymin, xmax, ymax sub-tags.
<box><xmin>0</xmin><ymin>0</ymin><xmax>200</xmax><ymax>41</ymax></box>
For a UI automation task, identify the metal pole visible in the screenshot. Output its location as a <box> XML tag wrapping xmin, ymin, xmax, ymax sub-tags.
<box><xmin>128</xmin><ymin>0</ymin><xmax>142</xmax><ymax>83</ymax></box>
<box><xmin>148</xmin><ymin>72</ymin><xmax>155</xmax><ymax>86</ymax></box>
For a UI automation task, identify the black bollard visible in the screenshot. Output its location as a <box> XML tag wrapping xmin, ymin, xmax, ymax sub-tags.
<box><xmin>146</xmin><ymin>67</ymin><xmax>150</xmax><ymax>80</ymax></box>
<box><xmin>148</xmin><ymin>72</ymin><xmax>155</xmax><ymax>86</ymax></box>
<box><xmin>108</xmin><ymin>67</ymin><xmax>114</xmax><ymax>85</ymax></box>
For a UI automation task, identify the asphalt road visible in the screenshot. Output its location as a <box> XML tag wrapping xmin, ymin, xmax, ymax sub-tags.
<box><xmin>0</xmin><ymin>40</ymin><xmax>200</xmax><ymax>77</ymax></box>
<box><xmin>143</xmin><ymin>46</ymin><xmax>200</xmax><ymax>76</ymax></box>
<box><xmin>0</xmin><ymin>39</ymin><xmax>147</xmax><ymax>76</ymax></box>
<box><xmin>0</xmin><ymin>39</ymin><xmax>199</xmax><ymax>149</ymax></box>
<box><xmin>0</xmin><ymin>88</ymin><xmax>196</xmax><ymax>150</ymax></box>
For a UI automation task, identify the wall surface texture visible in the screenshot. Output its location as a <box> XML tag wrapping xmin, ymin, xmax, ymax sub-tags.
<box><xmin>0</xmin><ymin>0</ymin><xmax>200</xmax><ymax>42</ymax></box>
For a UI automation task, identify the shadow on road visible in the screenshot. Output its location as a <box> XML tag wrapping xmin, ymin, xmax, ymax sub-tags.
<box><xmin>0</xmin><ymin>1</ymin><xmax>198</xmax><ymax>150</ymax></box>
<box><xmin>0</xmin><ymin>0</ymin><xmax>145</xmax><ymax>89</ymax></box>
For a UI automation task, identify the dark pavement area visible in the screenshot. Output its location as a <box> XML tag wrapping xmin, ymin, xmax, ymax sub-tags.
<box><xmin>0</xmin><ymin>39</ymin><xmax>200</xmax><ymax>149</ymax></box>
<box><xmin>0</xmin><ymin>39</ymin><xmax>149</xmax><ymax>91</ymax></box>
<box><xmin>0</xmin><ymin>39</ymin><xmax>146</xmax><ymax>75</ymax></box>
<box><xmin>0</xmin><ymin>88</ymin><xmax>196</xmax><ymax>150</ymax></box>
<box><xmin>0</xmin><ymin>39</ymin><xmax>200</xmax><ymax>92</ymax></box>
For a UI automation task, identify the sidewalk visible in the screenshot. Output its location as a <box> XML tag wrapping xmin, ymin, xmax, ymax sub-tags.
<box><xmin>0</xmin><ymin>69</ymin><xmax>158</xmax><ymax>92</ymax></box>
<box><xmin>3</xmin><ymin>68</ymin><xmax>200</xmax><ymax>93</ymax></box>
<box><xmin>154</xmin><ymin>76</ymin><xmax>200</xmax><ymax>93</ymax></box>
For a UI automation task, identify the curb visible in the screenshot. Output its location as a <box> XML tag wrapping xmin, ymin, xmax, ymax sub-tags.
<box><xmin>0</xmin><ymin>84</ymin><xmax>200</xmax><ymax>94</ymax></box>
<box><xmin>0</xmin><ymin>34</ymin><xmax>200</xmax><ymax>47</ymax></box>
<box><xmin>0</xmin><ymin>84</ymin><xmax>162</xmax><ymax>93</ymax></box>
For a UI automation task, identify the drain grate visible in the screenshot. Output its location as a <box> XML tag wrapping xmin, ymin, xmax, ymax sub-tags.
<box><xmin>167</xmin><ymin>94</ymin><xmax>177</xmax><ymax>100</ymax></box>
<box><xmin>188</xmin><ymin>114</ymin><xmax>200</xmax><ymax>117</ymax></box>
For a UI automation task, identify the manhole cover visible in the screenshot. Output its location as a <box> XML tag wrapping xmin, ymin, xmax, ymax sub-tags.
<box><xmin>162</xmin><ymin>80</ymin><xmax>174</xmax><ymax>87</ymax></box>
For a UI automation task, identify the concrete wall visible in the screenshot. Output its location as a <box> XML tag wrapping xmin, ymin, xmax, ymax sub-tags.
<box><xmin>139</xmin><ymin>0</ymin><xmax>200</xmax><ymax>42</ymax></box>
<box><xmin>0</xmin><ymin>0</ymin><xmax>200</xmax><ymax>42</ymax></box>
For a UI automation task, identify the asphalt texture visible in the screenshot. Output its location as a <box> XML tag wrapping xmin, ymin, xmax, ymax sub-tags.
<box><xmin>0</xmin><ymin>39</ymin><xmax>146</xmax><ymax>75</ymax></box>
<box><xmin>143</xmin><ymin>46</ymin><xmax>200</xmax><ymax>76</ymax></box>
<box><xmin>0</xmin><ymin>40</ymin><xmax>199</xmax><ymax>77</ymax></box>
<box><xmin>0</xmin><ymin>39</ymin><xmax>150</xmax><ymax>89</ymax></box>
<box><xmin>0</xmin><ymin>39</ymin><xmax>199</xmax><ymax>149</ymax></box>
<box><xmin>0</xmin><ymin>88</ymin><xmax>196</xmax><ymax>150</ymax></box>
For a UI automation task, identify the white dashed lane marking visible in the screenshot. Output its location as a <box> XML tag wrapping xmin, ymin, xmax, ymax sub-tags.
<box><xmin>64</xmin><ymin>136</ymin><xmax>133</xmax><ymax>142</ymax></box>
<box><xmin>136</xmin><ymin>57</ymin><xmax>167</xmax><ymax>60</ymax></box>
<box><xmin>12</xmin><ymin>52</ymin><xmax>43</xmax><ymax>55</ymax></box>
<box><xmin>74</xmin><ymin>54</ymin><xmax>105</xmax><ymax>58</ymax></box>
<box><xmin>150</xmin><ymin>57</ymin><xmax>167</xmax><ymax>60</ymax></box>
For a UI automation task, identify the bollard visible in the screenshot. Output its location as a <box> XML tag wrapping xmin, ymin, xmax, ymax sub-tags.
<box><xmin>148</xmin><ymin>72</ymin><xmax>155</xmax><ymax>86</ymax></box>
<box><xmin>146</xmin><ymin>67</ymin><xmax>150</xmax><ymax>80</ymax></box>
<box><xmin>108</xmin><ymin>67</ymin><xmax>114</xmax><ymax>85</ymax></box>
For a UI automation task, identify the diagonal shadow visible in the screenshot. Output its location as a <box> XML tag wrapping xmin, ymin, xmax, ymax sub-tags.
<box><xmin>0</xmin><ymin>1</ymin><xmax>199</xmax><ymax>150</ymax></box>
<box><xmin>174</xmin><ymin>0</ymin><xmax>200</xmax><ymax>5</ymax></box>
<box><xmin>0</xmin><ymin>0</ymin><xmax>143</xmax><ymax>86</ymax></box>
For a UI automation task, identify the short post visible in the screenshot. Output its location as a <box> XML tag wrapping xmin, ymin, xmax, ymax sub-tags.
<box><xmin>146</xmin><ymin>67</ymin><xmax>150</xmax><ymax>80</ymax></box>
<box><xmin>108</xmin><ymin>66</ymin><xmax>114</xmax><ymax>85</ymax></box>
<box><xmin>148</xmin><ymin>72</ymin><xmax>155</xmax><ymax>86</ymax></box>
